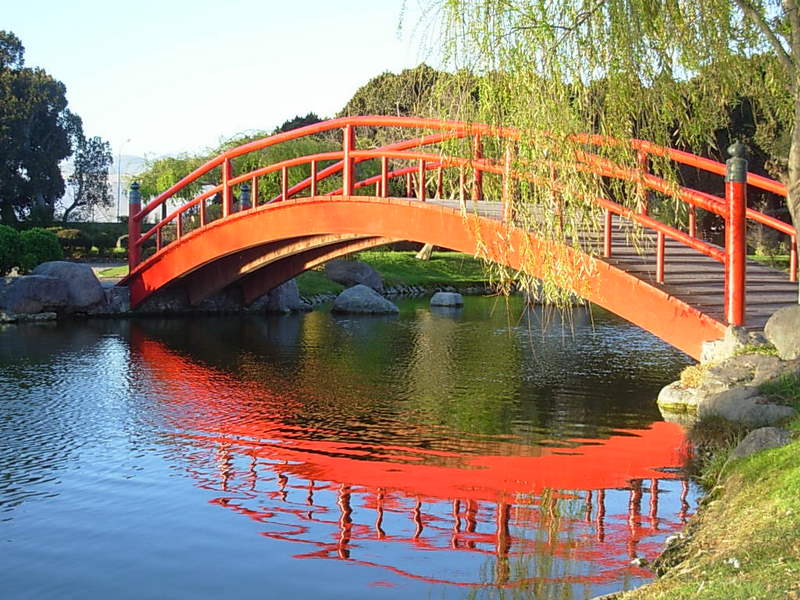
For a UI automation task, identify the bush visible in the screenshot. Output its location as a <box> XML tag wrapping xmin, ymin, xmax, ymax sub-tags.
<box><xmin>0</xmin><ymin>224</ymin><xmax>21</xmax><ymax>275</ymax></box>
<box><xmin>51</xmin><ymin>227</ymin><xmax>92</xmax><ymax>251</ymax></box>
<box><xmin>93</xmin><ymin>232</ymin><xmax>115</xmax><ymax>251</ymax></box>
<box><xmin>19</xmin><ymin>228</ymin><xmax>63</xmax><ymax>273</ymax></box>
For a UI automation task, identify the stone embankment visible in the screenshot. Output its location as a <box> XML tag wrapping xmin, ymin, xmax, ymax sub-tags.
<box><xmin>657</xmin><ymin>304</ymin><xmax>800</xmax><ymax>460</ymax></box>
<box><xmin>0</xmin><ymin>259</ymin><xmax>486</xmax><ymax>322</ymax></box>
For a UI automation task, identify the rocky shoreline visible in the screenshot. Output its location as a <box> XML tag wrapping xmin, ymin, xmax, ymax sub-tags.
<box><xmin>0</xmin><ymin>259</ymin><xmax>491</xmax><ymax>323</ymax></box>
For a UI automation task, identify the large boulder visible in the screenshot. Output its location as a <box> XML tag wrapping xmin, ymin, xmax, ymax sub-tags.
<box><xmin>32</xmin><ymin>261</ymin><xmax>104</xmax><ymax>309</ymax></box>
<box><xmin>729</xmin><ymin>427</ymin><xmax>793</xmax><ymax>460</ymax></box>
<box><xmin>332</xmin><ymin>284</ymin><xmax>399</xmax><ymax>314</ymax></box>
<box><xmin>324</xmin><ymin>260</ymin><xmax>383</xmax><ymax>292</ymax></box>
<box><xmin>0</xmin><ymin>275</ymin><xmax>69</xmax><ymax>313</ymax></box>
<box><xmin>252</xmin><ymin>279</ymin><xmax>308</xmax><ymax>313</ymax></box>
<box><xmin>764</xmin><ymin>305</ymin><xmax>800</xmax><ymax>360</ymax></box>
<box><xmin>697</xmin><ymin>386</ymin><xmax>797</xmax><ymax>427</ymax></box>
<box><xmin>430</xmin><ymin>291</ymin><xmax>464</xmax><ymax>307</ymax></box>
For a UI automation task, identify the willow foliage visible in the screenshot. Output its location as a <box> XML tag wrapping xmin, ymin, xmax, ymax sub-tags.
<box><xmin>419</xmin><ymin>0</ymin><xmax>795</xmax><ymax>304</ymax></box>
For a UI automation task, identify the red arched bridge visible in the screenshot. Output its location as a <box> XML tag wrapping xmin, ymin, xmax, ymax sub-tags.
<box><xmin>121</xmin><ymin>116</ymin><xmax>798</xmax><ymax>359</ymax></box>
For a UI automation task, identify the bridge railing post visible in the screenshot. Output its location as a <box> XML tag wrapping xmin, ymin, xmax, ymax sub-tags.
<box><xmin>343</xmin><ymin>124</ymin><xmax>355</xmax><ymax>196</ymax></box>
<box><xmin>725</xmin><ymin>142</ymin><xmax>747</xmax><ymax>326</ymax></box>
<box><xmin>128</xmin><ymin>182</ymin><xmax>141</xmax><ymax>269</ymax></box>
<box><xmin>222</xmin><ymin>158</ymin><xmax>232</xmax><ymax>217</ymax></box>
<box><xmin>472</xmin><ymin>134</ymin><xmax>483</xmax><ymax>202</ymax></box>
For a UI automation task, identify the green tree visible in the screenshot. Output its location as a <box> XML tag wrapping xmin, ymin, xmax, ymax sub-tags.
<box><xmin>424</xmin><ymin>1</ymin><xmax>799</xmax><ymax>297</ymax></box>
<box><xmin>62</xmin><ymin>134</ymin><xmax>113</xmax><ymax>222</ymax></box>
<box><xmin>0</xmin><ymin>31</ymin><xmax>79</xmax><ymax>224</ymax></box>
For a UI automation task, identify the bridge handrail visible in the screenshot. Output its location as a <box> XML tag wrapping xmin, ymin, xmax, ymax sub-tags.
<box><xmin>128</xmin><ymin>116</ymin><xmax>797</xmax><ymax>322</ymax></box>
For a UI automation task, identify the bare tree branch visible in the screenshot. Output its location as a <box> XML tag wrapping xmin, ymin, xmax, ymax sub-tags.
<box><xmin>734</xmin><ymin>0</ymin><xmax>794</xmax><ymax>73</ymax></box>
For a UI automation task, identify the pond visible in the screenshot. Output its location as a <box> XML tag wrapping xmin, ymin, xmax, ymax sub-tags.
<box><xmin>0</xmin><ymin>296</ymin><xmax>697</xmax><ymax>599</ymax></box>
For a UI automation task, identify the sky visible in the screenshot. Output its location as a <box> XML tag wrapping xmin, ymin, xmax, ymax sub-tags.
<box><xmin>5</xmin><ymin>0</ymin><xmax>437</xmax><ymax>160</ymax></box>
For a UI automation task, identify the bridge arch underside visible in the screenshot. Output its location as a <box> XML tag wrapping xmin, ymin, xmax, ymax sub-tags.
<box><xmin>125</xmin><ymin>197</ymin><xmax>725</xmax><ymax>359</ymax></box>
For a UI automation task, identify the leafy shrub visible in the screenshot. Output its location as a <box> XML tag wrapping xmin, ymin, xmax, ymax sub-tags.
<box><xmin>0</xmin><ymin>224</ymin><xmax>21</xmax><ymax>275</ymax></box>
<box><xmin>52</xmin><ymin>227</ymin><xmax>92</xmax><ymax>251</ymax></box>
<box><xmin>93</xmin><ymin>232</ymin><xmax>115</xmax><ymax>251</ymax></box>
<box><xmin>19</xmin><ymin>228</ymin><xmax>63</xmax><ymax>273</ymax></box>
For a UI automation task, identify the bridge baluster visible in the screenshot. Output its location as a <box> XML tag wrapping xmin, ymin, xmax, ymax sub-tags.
<box><xmin>342</xmin><ymin>124</ymin><xmax>355</xmax><ymax>196</ymax></box>
<box><xmin>637</xmin><ymin>150</ymin><xmax>649</xmax><ymax>216</ymax></box>
<box><xmin>725</xmin><ymin>142</ymin><xmax>747</xmax><ymax>325</ymax></box>
<box><xmin>417</xmin><ymin>159</ymin><xmax>426</xmax><ymax>202</ymax></box>
<box><xmin>656</xmin><ymin>231</ymin><xmax>665</xmax><ymax>283</ymax></box>
<box><xmin>128</xmin><ymin>182</ymin><xmax>141</xmax><ymax>268</ymax></box>
<box><xmin>688</xmin><ymin>206</ymin><xmax>697</xmax><ymax>238</ymax></box>
<box><xmin>791</xmin><ymin>235</ymin><xmax>797</xmax><ymax>283</ymax></box>
<box><xmin>250</xmin><ymin>177</ymin><xmax>258</xmax><ymax>208</ymax></box>
<box><xmin>436</xmin><ymin>166</ymin><xmax>443</xmax><ymax>199</ymax></box>
<box><xmin>472</xmin><ymin>134</ymin><xmax>483</xmax><ymax>202</ymax></box>
<box><xmin>603</xmin><ymin>210</ymin><xmax>613</xmax><ymax>258</ymax></box>
<box><xmin>222</xmin><ymin>158</ymin><xmax>232</xmax><ymax>218</ymax></box>
<box><xmin>405</xmin><ymin>172</ymin><xmax>413</xmax><ymax>197</ymax></box>
<box><xmin>281</xmin><ymin>166</ymin><xmax>288</xmax><ymax>202</ymax></box>
<box><xmin>310</xmin><ymin>161</ymin><xmax>317</xmax><ymax>197</ymax></box>
<box><xmin>380</xmin><ymin>156</ymin><xmax>388</xmax><ymax>198</ymax></box>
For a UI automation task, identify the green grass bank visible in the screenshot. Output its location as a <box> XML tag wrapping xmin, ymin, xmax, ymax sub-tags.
<box><xmin>98</xmin><ymin>251</ymin><xmax>491</xmax><ymax>296</ymax></box>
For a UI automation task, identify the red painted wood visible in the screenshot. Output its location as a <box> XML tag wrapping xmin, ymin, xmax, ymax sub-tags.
<box><xmin>126</xmin><ymin>197</ymin><xmax>725</xmax><ymax>358</ymax></box>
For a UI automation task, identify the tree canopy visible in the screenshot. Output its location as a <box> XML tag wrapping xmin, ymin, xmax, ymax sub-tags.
<box><xmin>0</xmin><ymin>30</ymin><xmax>109</xmax><ymax>225</ymax></box>
<box><xmin>418</xmin><ymin>0</ymin><xmax>798</xmax><ymax>299</ymax></box>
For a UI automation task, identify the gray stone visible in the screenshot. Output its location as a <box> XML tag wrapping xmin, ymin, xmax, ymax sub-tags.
<box><xmin>324</xmin><ymin>260</ymin><xmax>383</xmax><ymax>292</ymax></box>
<box><xmin>104</xmin><ymin>286</ymin><xmax>130</xmax><ymax>314</ymax></box>
<box><xmin>700</xmin><ymin>325</ymin><xmax>750</xmax><ymax>363</ymax></box>
<box><xmin>430</xmin><ymin>291</ymin><xmax>464</xmax><ymax>307</ymax></box>
<box><xmin>332</xmin><ymin>284</ymin><xmax>399</xmax><ymax>314</ymax></box>
<box><xmin>698</xmin><ymin>387</ymin><xmax>797</xmax><ymax>427</ymax></box>
<box><xmin>136</xmin><ymin>287</ymin><xmax>190</xmax><ymax>313</ymax></box>
<box><xmin>657</xmin><ymin>381</ymin><xmax>701</xmax><ymax>411</ymax></box>
<box><xmin>196</xmin><ymin>288</ymin><xmax>244</xmax><ymax>312</ymax></box>
<box><xmin>255</xmin><ymin>279</ymin><xmax>307</xmax><ymax>313</ymax></box>
<box><xmin>32</xmin><ymin>261</ymin><xmax>104</xmax><ymax>309</ymax></box>
<box><xmin>0</xmin><ymin>275</ymin><xmax>69</xmax><ymax>313</ymax></box>
<box><xmin>765</xmin><ymin>305</ymin><xmax>800</xmax><ymax>360</ymax></box>
<box><xmin>729</xmin><ymin>427</ymin><xmax>793</xmax><ymax>460</ymax></box>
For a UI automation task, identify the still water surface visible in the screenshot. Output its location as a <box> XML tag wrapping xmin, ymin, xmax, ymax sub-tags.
<box><xmin>0</xmin><ymin>297</ymin><xmax>697</xmax><ymax>599</ymax></box>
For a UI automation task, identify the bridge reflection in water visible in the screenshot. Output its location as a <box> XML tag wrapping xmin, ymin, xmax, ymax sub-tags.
<box><xmin>132</xmin><ymin>326</ymin><xmax>693</xmax><ymax>595</ymax></box>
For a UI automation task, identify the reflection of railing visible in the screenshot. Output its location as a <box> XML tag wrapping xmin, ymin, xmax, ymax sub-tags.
<box><xmin>133</xmin><ymin>332</ymin><xmax>695</xmax><ymax>592</ymax></box>
<box><xmin>191</xmin><ymin>440</ymin><xmax>692</xmax><ymax>589</ymax></box>
<box><xmin>127</xmin><ymin>116</ymin><xmax>796</xmax><ymax>326</ymax></box>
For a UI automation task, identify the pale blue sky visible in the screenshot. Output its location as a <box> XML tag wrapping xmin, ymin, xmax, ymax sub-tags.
<box><xmin>5</xmin><ymin>0</ymin><xmax>436</xmax><ymax>159</ymax></box>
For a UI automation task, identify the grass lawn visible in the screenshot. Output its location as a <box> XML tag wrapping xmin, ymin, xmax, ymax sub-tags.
<box><xmin>748</xmin><ymin>254</ymin><xmax>791</xmax><ymax>271</ymax></box>
<box><xmin>97</xmin><ymin>251</ymin><xmax>492</xmax><ymax>296</ymax></box>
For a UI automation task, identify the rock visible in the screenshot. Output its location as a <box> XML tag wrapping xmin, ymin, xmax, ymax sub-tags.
<box><xmin>252</xmin><ymin>279</ymin><xmax>307</xmax><ymax>313</ymax></box>
<box><xmin>765</xmin><ymin>305</ymin><xmax>800</xmax><ymax>360</ymax></box>
<box><xmin>698</xmin><ymin>387</ymin><xmax>797</xmax><ymax>427</ymax></box>
<box><xmin>104</xmin><ymin>286</ymin><xmax>130</xmax><ymax>314</ymax></box>
<box><xmin>729</xmin><ymin>427</ymin><xmax>793</xmax><ymax>460</ymax></box>
<box><xmin>700</xmin><ymin>325</ymin><xmax>750</xmax><ymax>363</ymax></box>
<box><xmin>331</xmin><ymin>284</ymin><xmax>399</xmax><ymax>314</ymax></box>
<box><xmin>0</xmin><ymin>275</ymin><xmax>69</xmax><ymax>313</ymax></box>
<box><xmin>136</xmin><ymin>287</ymin><xmax>190</xmax><ymax>313</ymax></box>
<box><xmin>430</xmin><ymin>291</ymin><xmax>464</xmax><ymax>307</ymax></box>
<box><xmin>196</xmin><ymin>288</ymin><xmax>244</xmax><ymax>312</ymax></box>
<box><xmin>657</xmin><ymin>381</ymin><xmax>701</xmax><ymax>412</ymax></box>
<box><xmin>324</xmin><ymin>260</ymin><xmax>383</xmax><ymax>292</ymax></box>
<box><xmin>32</xmin><ymin>261</ymin><xmax>104</xmax><ymax>309</ymax></box>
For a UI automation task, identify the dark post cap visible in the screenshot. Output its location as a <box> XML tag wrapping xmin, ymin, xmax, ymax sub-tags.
<box><xmin>727</xmin><ymin>141</ymin><xmax>748</xmax><ymax>159</ymax></box>
<box><xmin>241</xmin><ymin>183</ymin><xmax>250</xmax><ymax>191</ymax></box>
<box><xmin>130</xmin><ymin>181</ymin><xmax>140</xmax><ymax>190</ymax></box>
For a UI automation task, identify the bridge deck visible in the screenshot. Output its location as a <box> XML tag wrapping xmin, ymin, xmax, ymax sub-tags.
<box><xmin>431</xmin><ymin>199</ymin><xmax>798</xmax><ymax>331</ymax></box>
